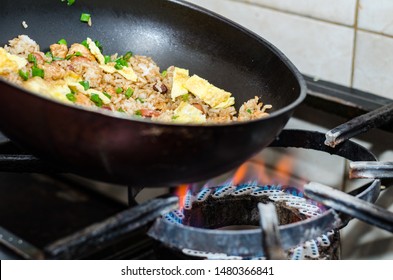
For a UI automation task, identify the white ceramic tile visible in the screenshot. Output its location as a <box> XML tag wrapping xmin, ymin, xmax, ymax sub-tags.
<box><xmin>187</xmin><ymin>0</ymin><xmax>354</xmax><ymax>86</ymax></box>
<box><xmin>242</xmin><ymin>0</ymin><xmax>357</xmax><ymax>26</ymax></box>
<box><xmin>358</xmin><ymin>0</ymin><xmax>393</xmax><ymax>36</ymax></box>
<box><xmin>353</xmin><ymin>31</ymin><xmax>393</xmax><ymax>99</ymax></box>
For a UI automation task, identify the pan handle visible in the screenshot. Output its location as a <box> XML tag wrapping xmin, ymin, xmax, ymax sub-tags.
<box><xmin>325</xmin><ymin>102</ymin><xmax>393</xmax><ymax>147</ymax></box>
<box><xmin>44</xmin><ymin>197</ymin><xmax>178</xmax><ymax>259</ymax></box>
<box><xmin>350</xmin><ymin>161</ymin><xmax>393</xmax><ymax>179</ymax></box>
<box><xmin>304</xmin><ymin>182</ymin><xmax>393</xmax><ymax>233</ymax></box>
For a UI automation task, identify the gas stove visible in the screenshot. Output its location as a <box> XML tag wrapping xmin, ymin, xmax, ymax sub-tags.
<box><xmin>0</xmin><ymin>76</ymin><xmax>392</xmax><ymax>260</ymax></box>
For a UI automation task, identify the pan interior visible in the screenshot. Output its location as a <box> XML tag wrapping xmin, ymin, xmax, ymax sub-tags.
<box><xmin>0</xmin><ymin>0</ymin><xmax>303</xmax><ymax>113</ymax></box>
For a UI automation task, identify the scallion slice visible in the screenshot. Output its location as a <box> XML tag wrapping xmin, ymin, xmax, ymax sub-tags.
<box><xmin>80</xmin><ymin>13</ymin><xmax>91</xmax><ymax>23</ymax></box>
<box><xmin>135</xmin><ymin>110</ymin><xmax>142</xmax><ymax>116</ymax></box>
<box><xmin>67</xmin><ymin>0</ymin><xmax>75</xmax><ymax>6</ymax></box>
<box><xmin>124</xmin><ymin>88</ymin><xmax>134</xmax><ymax>99</ymax></box>
<box><xmin>32</xmin><ymin>66</ymin><xmax>44</xmax><ymax>78</ymax></box>
<box><xmin>123</xmin><ymin>51</ymin><xmax>133</xmax><ymax>61</ymax></box>
<box><xmin>115</xmin><ymin>87</ymin><xmax>123</xmax><ymax>94</ymax></box>
<box><xmin>27</xmin><ymin>54</ymin><xmax>37</xmax><ymax>66</ymax></box>
<box><xmin>115</xmin><ymin>58</ymin><xmax>128</xmax><ymax>67</ymax></box>
<box><xmin>90</xmin><ymin>94</ymin><xmax>103</xmax><ymax>107</ymax></box>
<box><xmin>104</xmin><ymin>55</ymin><xmax>111</xmax><ymax>64</ymax></box>
<box><xmin>18</xmin><ymin>70</ymin><xmax>29</xmax><ymax>81</ymax></box>
<box><xmin>103</xmin><ymin>92</ymin><xmax>111</xmax><ymax>99</ymax></box>
<box><xmin>95</xmin><ymin>40</ymin><xmax>103</xmax><ymax>52</ymax></box>
<box><xmin>66</xmin><ymin>93</ymin><xmax>77</xmax><ymax>102</ymax></box>
<box><xmin>66</xmin><ymin>51</ymin><xmax>82</xmax><ymax>60</ymax></box>
<box><xmin>79</xmin><ymin>81</ymin><xmax>90</xmax><ymax>91</ymax></box>
<box><xmin>81</xmin><ymin>40</ymin><xmax>89</xmax><ymax>49</ymax></box>
<box><xmin>161</xmin><ymin>70</ymin><xmax>167</xmax><ymax>77</ymax></box>
<box><xmin>114</xmin><ymin>64</ymin><xmax>123</xmax><ymax>70</ymax></box>
<box><xmin>58</xmin><ymin>39</ymin><xmax>67</xmax><ymax>45</ymax></box>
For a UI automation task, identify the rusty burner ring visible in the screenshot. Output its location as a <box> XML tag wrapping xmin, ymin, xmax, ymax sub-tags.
<box><xmin>148</xmin><ymin>130</ymin><xmax>381</xmax><ymax>258</ymax></box>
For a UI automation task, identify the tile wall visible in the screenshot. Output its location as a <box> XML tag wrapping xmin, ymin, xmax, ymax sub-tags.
<box><xmin>185</xmin><ymin>0</ymin><xmax>393</xmax><ymax>259</ymax></box>
<box><xmin>186</xmin><ymin>0</ymin><xmax>393</xmax><ymax>99</ymax></box>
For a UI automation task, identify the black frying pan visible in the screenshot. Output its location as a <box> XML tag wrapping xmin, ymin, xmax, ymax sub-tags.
<box><xmin>0</xmin><ymin>0</ymin><xmax>306</xmax><ymax>187</ymax></box>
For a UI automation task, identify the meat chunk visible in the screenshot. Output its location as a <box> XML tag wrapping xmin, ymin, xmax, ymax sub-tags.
<box><xmin>43</xmin><ymin>62</ymin><xmax>67</xmax><ymax>80</ymax></box>
<box><xmin>50</xmin><ymin>43</ymin><xmax>68</xmax><ymax>59</ymax></box>
<box><xmin>68</xmin><ymin>43</ymin><xmax>95</xmax><ymax>61</ymax></box>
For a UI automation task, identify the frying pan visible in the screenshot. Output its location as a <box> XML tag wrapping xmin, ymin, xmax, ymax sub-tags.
<box><xmin>0</xmin><ymin>0</ymin><xmax>306</xmax><ymax>187</ymax></box>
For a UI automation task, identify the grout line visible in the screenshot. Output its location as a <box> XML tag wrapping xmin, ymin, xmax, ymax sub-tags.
<box><xmin>230</xmin><ymin>0</ymin><xmax>355</xmax><ymax>28</ymax></box>
<box><xmin>231</xmin><ymin>0</ymin><xmax>393</xmax><ymax>40</ymax></box>
<box><xmin>358</xmin><ymin>28</ymin><xmax>393</xmax><ymax>39</ymax></box>
<box><xmin>350</xmin><ymin>0</ymin><xmax>360</xmax><ymax>88</ymax></box>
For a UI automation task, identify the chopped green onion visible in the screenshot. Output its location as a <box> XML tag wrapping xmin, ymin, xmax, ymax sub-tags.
<box><xmin>67</xmin><ymin>0</ymin><xmax>75</xmax><ymax>6</ymax></box>
<box><xmin>247</xmin><ymin>109</ymin><xmax>252</xmax><ymax>114</ymax></box>
<box><xmin>58</xmin><ymin>39</ymin><xmax>67</xmax><ymax>45</ymax></box>
<box><xmin>45</xmin><ymin>51</ymin><xmax>53</xmax><ymax>58</ymax></box>
<box><xmin>103</xmin><ymin>92</ymin><xmax>111</xmax><ymax>99</ymax></box>
<box><xmin>66</xmin><ymin>51</ymin><xmax>82</xmax><ymax>60</ymax></box>
<box><xmin>66</xmin><ymin>93</ymin><xmax>77</xmax><ymax>102</ymax></box>
<box><xmin>79</xmin><ymin>81</ymin><xmax>90</xmax><ymax>91</ymax></box>
<box><xmin>161</xmin><ymin>70</ymin><xmax>167</xmax><ymax>77</ymax></box>
<box><xmin>172</xmin><ymin>115</ymin><xmax>179</xmax><ymax>120</ymax></box>
<box><xmin>182</xmin><ymin>94</ymin><xmax>189</xmax><ymax>102</ymax></box>
<box><xmin>117</xmin><ymin>108</ymin><xmax>125</xmax><ymax>113</ymax></box>
<box><xmin>123</xmin><ymin>51</ymin><xmax>133</xmax><ymax>61</ymax></box>
<box><xmin>135</xmin><ymin>110</ymin><xmax>142</xmax><ymax>116</ymax></box>
<box><xmin>27</xmin><ymin>54</ymin><xmax>37</xmax><ymax>66</ymax></box>
<box><xmin>90</xmin><ymin>94</ymin><xmax>103</xmax><ymax>107</ymax></box>
<box><xmin>136</xmin><ymin>98</ymin><xmax>144</xmax><ymax>103</ymax></box>
<box><xmin>115</xmin><ymin>58</ymin><xmax>128</xmax><ymax>67</ymax></box>
<box><xmin>114</xmin><ymin>64</ymin><xmax>123</xmax><ymax>70</ymax></box>
<box><xmin>52</xmin><ymin>57</ymin><xmax>64</xmax><ymax>61</ymax></box>
<box><xmin>115</xmin><ymin>87</ymin><xmax>123</xmax><ymax>94</ymax></box>
<box><xmin>32</xmin><ymin>66</ymin><xmax>44</xmax><ymax>78</ymax></box>
<box><xmin>81</xmin><ymin>40</ymin><xmax>89</xmax><ymax>49</ymax></box>
<box><xmin>124</xmin><ymin>88</ymin><xmax>134</xmax><ymax>99</ymax></box>
<box><xmin>18</xmin><ymin>70</ymin><xmax>29</xmax><ymax>81</ymax></box>
<box><xmin>80</xmin><ymin>13</ymin><xmax>91</xmax><ymax>23</ymax></box>
<box><xmin>104</xmin><ymin>55</ymin><xmax>111</xmax><ymax>64</ymax></box>
<box><xmin>95</xmin><ymin>40</ymin><xmax>103</xmax><ymax>52</ymax></box>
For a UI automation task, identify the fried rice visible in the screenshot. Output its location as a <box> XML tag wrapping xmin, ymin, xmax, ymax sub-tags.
<box><xmin>0</xmin><ymin>35</ymin><xmax>271</xmax><ymax>123</ymax></box>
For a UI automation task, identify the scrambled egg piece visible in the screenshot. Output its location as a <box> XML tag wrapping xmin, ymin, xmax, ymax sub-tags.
<box><xmin>173</xmin><ymin>102</ymin><xmax>206</xmax><ymax>124</ymax></box>
<box><xmin>24</xmin><ymin>77</ymin><xmax>71</xmax><ymax>103</ymax></box>
<box><xmin>117</xmin><ymin>66</ymin><xmax>138</xmax><ymax>82</ymax></box>
<box><xmin>87</xmin><ymin>37</ymin><xmax>137</xmax><ymax>82</ymax></box>
<box><xmin>99</xmin><ymin>64</ymin><xmax>137</xmax><ymax>82</ymax></box>
<box><xmin>0</xmin><ymin>47</ymin><xmax>28</xmax><ymax>74</ymax></box>
<box><xmin>67</xmin><ymin>80</ymin><xmax>111</xmax><ymax>105</ymax></box>
<box><xmin>64</xmin><ymin>71</ymin><xmax>82</xmax><ymax>84</ymax></box>
<box><xmin>185</xmin><ymin>75</ymin><xmax>234</xmax><ymax>109</ymax></box>
<box><xmin>87</xmin><ymin>37</ymin><xmax>105</xmax><ymax>64</ymax></box>
<box><xmin>171</xmin><ymin>67</ymin><xmax>189</xmax><ymax>100</ymax></box>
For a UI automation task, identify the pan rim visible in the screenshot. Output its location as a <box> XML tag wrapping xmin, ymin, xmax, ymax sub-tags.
<box><xmin>0</xmin><ymin>0</ymin><xmax>307</xmax><ymax>128</ymax></box>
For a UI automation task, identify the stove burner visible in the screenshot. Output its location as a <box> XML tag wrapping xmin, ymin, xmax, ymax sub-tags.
<box><xmin>158</xmin><ymin>183</ymin><xmax>339</xmax><ymax>260</ymax></box>
<box><xmin>148</xmin><ymin>130</ymin><xmax>380</xmax><ymax>259</ymax></box>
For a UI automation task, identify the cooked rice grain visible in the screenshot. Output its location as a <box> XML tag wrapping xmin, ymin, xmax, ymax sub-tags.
<box><xmin>1</xmin><ymin>35</ymin><xmax>271</xmax><ymax>124</ymax></box>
